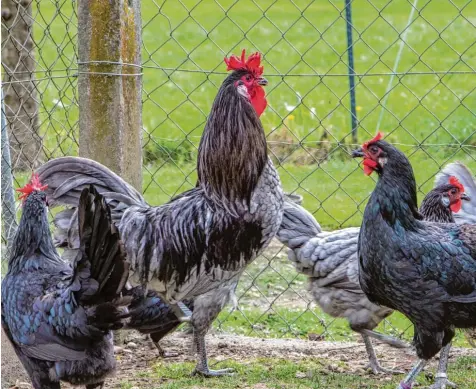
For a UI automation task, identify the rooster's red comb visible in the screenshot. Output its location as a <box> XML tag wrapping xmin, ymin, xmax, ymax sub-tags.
<box><xmin>224</xmin><ymin>49</ymin><xmax>264</xmax><ymax>77</ymax></box>
<box><xmin>16</xmin><ymin>173</ymin><xmax>48</xmax><ymax>201</ymax></box>
<box><xmin>362</xmin><ymin>132</ymin><xmax>384</xmax><ymax>151</ymax></box>
<box><xmin>449</xmin><ymin>176</ymin><xmax>464</xmax><ymax>192</ymax></box>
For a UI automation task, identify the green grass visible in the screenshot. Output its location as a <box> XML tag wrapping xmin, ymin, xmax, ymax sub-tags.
<box><xmin>117</xmin><ymin>356</ymin><xmax>476</xmax><ymax>389</ymax></box>
<box><xmin>29</xmin><ymin>1</ymin><xmax>475</xmax><ymax>229</ymax></box>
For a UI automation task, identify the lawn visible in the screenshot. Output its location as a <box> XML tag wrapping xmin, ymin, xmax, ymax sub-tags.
<box><xmin>116</xmin><ymin>356</ymin><xmax>476</xmax><ymax>389</ymax></box>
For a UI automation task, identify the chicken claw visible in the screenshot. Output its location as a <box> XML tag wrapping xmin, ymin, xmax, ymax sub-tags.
<box><xmin>428</xmin><ymin>373</ymin><xmax>457</xmax><ymax>389</ymax></box>
<box><xmin>366</xmin><ymin>360</ymin><xmax>404</xmax><ymax>375</ymax></box>
<box><xmin>192</xmin><ymin>367</ymin><xmax>235</xmax><ymax>377</ymax></box>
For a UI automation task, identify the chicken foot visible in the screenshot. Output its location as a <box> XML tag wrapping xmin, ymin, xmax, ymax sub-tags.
<box><xmin>192</xmin><ymin>332</ymin><xmax>234</xmax><ymax>377</ymax></box>
<box><xmin>397</xmin><ymin>359</ymin><xmax>428</xmax><ymax>389</ymax></box>
<box><xmin>362</xmin><ymin>333</ymin><xmax>405</xmax><ymax>375</ymax></box>
<box><xmin>428</xmin><ymin>343</ymin><xmax>457</xmax><ymax>389</ymax></box>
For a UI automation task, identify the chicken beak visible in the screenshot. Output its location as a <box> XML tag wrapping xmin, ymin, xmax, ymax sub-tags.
<box><xmin>257</xmin><ymin>77</ymin><xmax>268</xmax><ymax>86</ymax></box>
<box><xmin>352</xmin><ymin>147</ymin><xmax>365</xmax><ymax>158</ymax></box>
<box><xmin>461</xmin><ymin>193</ymin><xmax>471</xmax><ymax>201</ymax></box>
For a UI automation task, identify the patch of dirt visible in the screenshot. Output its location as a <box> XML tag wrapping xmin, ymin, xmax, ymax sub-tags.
<box><xmin>3</xmin><ymin>329</ymin><xmax>476</xmax><ymax>389</ymax></box>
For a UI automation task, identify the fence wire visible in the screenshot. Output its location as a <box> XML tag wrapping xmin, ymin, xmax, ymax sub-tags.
<box><xmin>2</xmin><ymin>0</ymin><xmax>476</xmax><ymax>343</ymax></box>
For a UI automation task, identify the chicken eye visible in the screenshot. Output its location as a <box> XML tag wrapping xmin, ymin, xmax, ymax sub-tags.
<box><xmin>450</xmin><ymin>189</ymin><xmax>457</xmax><ymax>195</ymax></box>
<box><xmin>245</xmin><ymin>75</ymin><xmax>252</xmax><ymax>82</ymax></box>
<box><xmin>369</xmin><ymin>145</ymin><xmax>379</xmax><ymax>154</ymax></box>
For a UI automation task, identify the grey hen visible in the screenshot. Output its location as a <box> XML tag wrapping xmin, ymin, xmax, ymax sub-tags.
<box><xmin>277</xmin><ymin>201</ymin><xmax>403</xmax><ymax>375</ymax></box>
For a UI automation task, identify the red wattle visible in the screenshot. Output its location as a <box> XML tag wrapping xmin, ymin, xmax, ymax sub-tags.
<box><xmin>450</xmin><ymin>200</ymin><xmax>462</xmax><ymax>213</ymax></box>
<box><xmin>363</xmin><ymin>158</ymin><xmax>378</xmax><ymax>176</ymax></box>
<box><xmin>250</xmin><ymin>86</ymin><xmax>267</xmax><ymax>117</ymax></box>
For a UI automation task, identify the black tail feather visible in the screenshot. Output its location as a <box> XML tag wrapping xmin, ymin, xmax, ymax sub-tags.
<box><xmin>75</xmin><ymin>185</ymin><xmax>130</xmax><ymax>305</ymax></box>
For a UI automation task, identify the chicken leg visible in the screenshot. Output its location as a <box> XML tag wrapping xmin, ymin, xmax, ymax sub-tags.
<box><xmin>192</xmin><ymin>331</ymin><xmax>234</xmax><ymax>377</ymax></box>
<box><xmin>190</xmin><ymin>284</ymin><xmax>237</xmax><ymax>377</ymax></box>
<box><xmin>397</xmin><ymin>359</ymin><xmax>428</xmax><ymax>389</ymax></box>
<box><xmin>362</xmin><ymin>333</ymin><xmax>404</xmax><ymax>375</ymax></box>
<box><xmin>361</xmin><ymin>329</ymin><xmax>408</xmax><ymax>349</ymax></box>
<box><xmin>428</xmin><ymin>343</ymin><xmax>457</xmax><ymax>389</ymax></box>
<box><xmin>150</xmin><ymin>336</ymin><xmax>180</xmax><ymax>358</ymax></box>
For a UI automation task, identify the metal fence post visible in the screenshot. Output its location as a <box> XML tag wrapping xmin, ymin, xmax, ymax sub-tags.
<box><xmin>77</xmin><ymin>0</ymin><xmax>142</xmax><ymax>191</ymax></box>
<box><xmin>344</xmin><ymin>0</ymin><xmax>358</xmax><ymax>142</ymax></box>
<box><xmin>1</xmin><ymin>90</ymin><xmax>17</xmax><ymax>256</ymax></box>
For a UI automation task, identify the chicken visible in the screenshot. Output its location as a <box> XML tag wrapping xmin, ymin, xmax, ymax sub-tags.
<box><xmin>418</xmin><ymin>175</ymin><xmax>472</xmax><ymax>389</ymax></box>
<box><xmin>1</xmin><ymin>176</ymin><xmax>130</xmax><ymax>389</ymax></box>
<box><xmin>36</xmin><ymin>50</ymin><xmax>284</xmax><ymax>376</ymax></box>
<box><xmin>277</xmin><ymin>175</ymin><xmax>470</xmax><ymax>375</ymax></box>
<box><xmin>434</xmin><ymin>162</ymin><xmax>476</xmax><ymax>225</ymax></box>
<box><xmin>352</xmin><ymin>133</ymin><xmax>476</xmax><ymax>389</ymax></box>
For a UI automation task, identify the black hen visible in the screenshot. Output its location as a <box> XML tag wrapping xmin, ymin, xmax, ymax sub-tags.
<box><xmin>276</xmin><ymin>176</ymin><xmax>470</xmax><ymax>376</ymax></box>
<box><xmin>418</xmin><ymin>174</ymin><xmax>472</xmax><ymax>389</ymax></box>
<box><xmin>1</xmin><ymin>177</ymin><xmax>130</xmax><ymax>389</ymax></box>
<box><xmin>36</xmin><ymin>50</ymin><xmax>284</xmax><ymax>376</ymax></box>
<box><xmin>352</xmin><ymin>133</ymin><xmax>476</xmax><ymax>389</ymax></box>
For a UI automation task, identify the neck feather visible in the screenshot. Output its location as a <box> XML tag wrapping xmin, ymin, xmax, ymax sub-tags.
<box><xmin>369</xmin><ymin>156</ymin><xmax>423</xmax><ymax>229</ymax></box>
<box><xmin>197</xmin><ymin>82</ymin><xmax>267</xmax><ymax>209</ymax></box>
<box><xmin>419</xmin><ymin>192</ymin><xmax>454</xmax><ymax>223</ymax></box>
<box><xmin>9</xmin><ymin>197</ymin><xmax>58</xmax><ymax>271</ymax></box>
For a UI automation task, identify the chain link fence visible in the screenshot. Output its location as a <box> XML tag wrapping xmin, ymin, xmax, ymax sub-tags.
<box><xmin>2</xmin><ymin>0</ymin><xmax>476</xmax><ymax>342</ymax></box>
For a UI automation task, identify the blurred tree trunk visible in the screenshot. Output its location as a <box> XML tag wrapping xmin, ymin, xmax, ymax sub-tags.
<box><xmin>1</xmin><ymin>0</ymin><xmax>41</xmax><ymax>170</ymax></box>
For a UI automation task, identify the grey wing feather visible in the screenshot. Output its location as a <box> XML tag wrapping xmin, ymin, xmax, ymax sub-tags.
<box><xmin>292</xmin><ymin>228</ymin><xmax>361</xmax><ymax>291</ymax></box>
<box><xmin>277</xmin><ymin>200</ymin><xmax>321</xmax><ymax>249</ymax></box>
<box><xmin>435</xmin><ymin>162</ymin><xmax>476</xmax><ymax>224</ymax></box>
<box><xmin>277</xmin><ymin>200</ymin><xmax>360</xmax><ymax>290</ymax></box>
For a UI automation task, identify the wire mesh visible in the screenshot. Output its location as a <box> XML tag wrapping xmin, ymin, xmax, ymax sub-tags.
<box><xmin>2</xmin><ymin>0</ymin><xmax>476</xmax><ymax>343</ymax></box>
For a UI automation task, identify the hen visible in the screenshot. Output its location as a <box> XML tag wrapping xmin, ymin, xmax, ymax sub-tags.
<box><xmin>277</xmin><ymin>174</ymin><xmax>470</xmax><ymax>375</ymax></box>
<box><xmin>1</xmin><ymin>177</ymin><xmax>130</xmax><ymax>389</ymax></box>
<box><xmin>36</xmin><ymin>50</ymin><xmax>284</xmax><ymax>376</ymax></box>
<box><xmin>352</xmin><ymin>133</ymin><xmax>476</xmax><ymax>389</ymax></box>
<box><xmin>419</xmin><ymin>175</ymin><xmax>473</xmax><ymax>389</ymax></box>
<box><xmin>434</xmin><ymin>162</ymin><xmax>476</xmax><ymax>225</ymax></box>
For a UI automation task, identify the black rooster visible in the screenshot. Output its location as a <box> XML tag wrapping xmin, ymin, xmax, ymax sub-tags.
<box><xmin>352</xmin><ymin>133</ymin><xmax>476</xmax><ymax>389</ymax></box>
<box><xmin>1</xmin><ymin>176</ymin><xmax>130</xmax><ymax>389</ymax></box>
<box><xmin>36</xmin><ymin>50</ymin><xmax>284</xmax><ymax>376</ymax></box>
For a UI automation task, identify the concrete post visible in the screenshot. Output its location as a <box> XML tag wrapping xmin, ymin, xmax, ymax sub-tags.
<box><xmin>77</xmin><ymin>0</ymin><xmax>142</xmax><ymax>191</ymax></box>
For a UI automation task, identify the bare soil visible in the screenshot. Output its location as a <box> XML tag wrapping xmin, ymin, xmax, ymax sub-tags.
<box><xmin>3</xmin><ymin>328</ymin><xmax>476</xmax><ymax>389</ymax></box>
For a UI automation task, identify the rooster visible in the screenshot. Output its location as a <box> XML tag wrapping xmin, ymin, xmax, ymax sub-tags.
<box><xmin>36</xmin><ymin>50</ymin><xmax>284</xmax><ymax>376</ymax></box>
<box><xmin>1</xmin><ymin>177</ymin><xmax>130</xmax><ymax>389</ymax></box>
<box><xmin>352</xmin><ymin>133</ymin><xmax>476</xmax><ymax>389</ymax></box>
<box><xmin>277</xmin><ymin>173</ymin><xmax>470</xmax><ymax>376</ymax></box>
